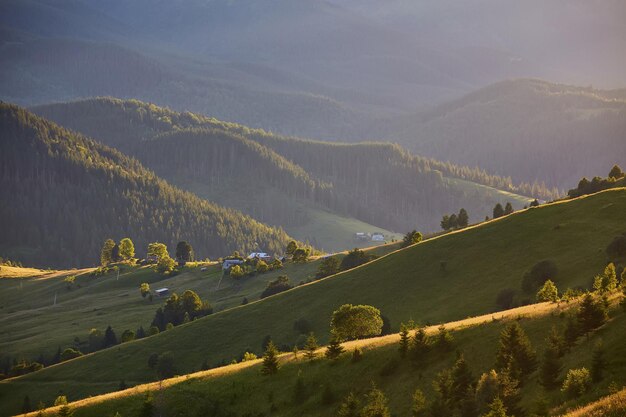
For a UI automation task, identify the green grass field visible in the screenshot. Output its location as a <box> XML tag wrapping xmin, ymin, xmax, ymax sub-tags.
<box><xmin>21</xmin><ymin>296</ymin><xmax>626</xmax><ymax>417</ymax></box>
<box><xmin>0</xmin><ymin>246</ymin><xmax>401</xmax><ymax>360</ymax></box>
<box><xmin>1</xmin><ymin>188</ymin><xmax>625</xmax><ymax>416</ymax></box>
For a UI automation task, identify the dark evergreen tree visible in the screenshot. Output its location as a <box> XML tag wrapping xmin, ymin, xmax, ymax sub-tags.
<box><xmin>457</xmin><ymin>208</ymin><xmax>469</xmax><ymax>228</ymax></box>
<box><xmin>539</xmin><ymin>345</ymin><xmax>561</xmax><ymax>390</ymax></box>
<box><xmin>564</xmin><ymin>315</ymin><xmax>580</xmax><ymax>348</ymax></box>
<box><xmin>410</xmin><ymin>327</ymin><xmax>430</xmax><ymax>362</ymax></box>
<box><xmin>577</xmin><ymin>293</ymin><xmax>608</xmax><ymax>334</ymax></box>
<box><xmin>100</xmin><ymin>239</ymin><xmax>115</xmax><ymax>266</ymax></box>
<box><xmin>493</xmin><ymin>203</ymin><xmax>505</xmax><ymax>219</ymax></box>
<box><xmin>337</xmin><ymin>392</ymin><xmax>360</xmax><ymax>417</ymax></box>
<box><xmin>398</xmin><ymin>323</ymin><xmax>410</xmax><ymax>357</ymax></box>
<box><xmin>608</xmin><ymin>164</ymin><xmax>624</xmax><ymax>179</ymax></box>
<box><xmin>435</xmin><ymin>325</ymin><xmax>454</xmax><ymax>352</ymax></box>
<box><xmin>140</xmin><ymin>392</ymin><xmax>154</xmax><ymax>417</ymax></box>
<box><xmin>504</xmin><ymin>202</ymin><xmax>514</xmax><ymax>215</ymax></box>
<box><xmin>591</xmin><ymin>340</ymin><xmax>606</xmax><ymax>382</ymax></box>
<box><xmin>103</xmin><ymin>325</ymin><xmax>118</xmax><ymax>348</ymax></box>
<box><xmin>495</xmin><ymin>322</ymin><xmax>537</xmax><ymax>379</ymax></box>
<box><xmin>325</xmin><ymin>336</ymin><xmax>344</xmax><ymax>361</ymax></box>
<box><xmin>451</xmin><ymin>354</ymin><xmax>474</xmax><ymax>407</ymax></box>
<box><xmin>304</xmin><ymin>333</ymin><xmax>318</xmax><ymax>361</ymax></box>
<box><xmin>361</xmin><ymin>386</ymin><xmax>391</xmax><ymax>417</ymax></box>
<box><xmin>261</xmin><ymin>341</ymin><xmax>280</xmax><ymax>375</ymax></box>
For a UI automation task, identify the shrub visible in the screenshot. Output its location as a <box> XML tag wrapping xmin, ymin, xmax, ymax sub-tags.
<box><xmin>156</xmin><ymin>352</ymin><xmax>176</xmax><ymax>379</ymax></box>
<box><xmin>330</xmin><ymin>304</ymin><xmax>383</xmax><ymax>340</ymax></box>
<box><xmin>60</xmin><ymin>348</ymin><xmax>82</xmax><ymax>362</ymax></box>
<box><xmin>260</xmin><ymin>275</ymin><xmax>293</xmax><ymax>299</ymax></box>
<box><xmin>340</xmin><ymin>248</ymin><xmax>377</xmax><ymax>271</ymax></box>
<box><xmin>562</xmin><ymin>368</ymin><xmax>591</xmax><ymax>398</ymax></box>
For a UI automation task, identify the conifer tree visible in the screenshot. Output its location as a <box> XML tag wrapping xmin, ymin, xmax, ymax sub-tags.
<box><xmin>325</xmin><ymin>335</ymin><xmax>345</xmax><ymax>361</ymax></box>
<box><xmin>577</xmin><ymin>293</ymin><xmax>607</xmax><ymax>334</ymax></box>
<box><xmin>495</xmin><ymin>322</ymin><xmax>537</xmax><ymax>378</ymax></box>
<box><xmin>493</xmin><ymin>204</ymin><xmax>505</xmax><ymax>219</ymax></box>
<box><xmin>483</xmin><ymin>398</ymin><xmax>509</xmax><ymax>417</ymax></box>
<box><xmin>563</xmin><ymin>315</ymin><xmax>579</xmax><ymax>348</ymax></box>
<box><xmin>451</xmin><ymin>354</ymin><xmax>474</xmax><ymax>408</ymax></box>
<box><xmin>546</xmin><ymin>326</ymin><xmax>566</xmax><ymax>357</ymax></box>
<box><xmin>539</xmin><ymin>345</ymin><xmax>562</xmax><ymax>390</ymax></box>
<box><xmin>337</xmin><ymin>392</ymin><xmax>360</xmax><ymax>417</ymax></box>
<box><xmin>411</xmin><ymin>389</ymin><xmax>426</xmax><ymax>417</ymax></box>
<box><xmin>361</xmin><ymin>385</ymin><xmax>391</xmax><ymax>417</ymax></box>
<box><xmin>436</xmin><ymin>325</ymin><xmax>454</xmax><ymax>352</ymax></box>
<box><xmin>410</xmin><ymin>327</ymin><xmax>430</xmax><ymax>362</ymax></box>
<box><xmin>398</xmin><ymin>323</ymin><xmax>410</xmax><ymax>357</ymax></box>
<box><xmin>261</xmin><ymin>341</ymin><xmax>280</xmax><ymax>375</ymax></box>
<box><xmin>119</xmin><ymin>238</ymin><xmax>135</xmax><ymax>260</ymax></box>
<box><xmin>504</xmin><ymin>202</ymin><xmax>514</xmax><ymax>215</ymax></box>
<box><xmin>591</xmin><ymin>340</ymin><xmax>606</xmax><ymax>382</ymax></box>
<box><xmin>140</xmin><ymin>392</ymin><xmax>153</xmax><ymax>417</ymax></box>
<box><xmin>304</xmin><ymin>333</ymin><xmax>318</xmax><ymax>361</ymax></box>
<box><xmin>21</xmin><ymin>395</ymin><xmax>32</xmax><ymax>414</ymax></box>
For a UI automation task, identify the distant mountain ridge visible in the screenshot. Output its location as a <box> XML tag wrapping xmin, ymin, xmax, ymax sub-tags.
<box><xmin>384</xmin><ymin>79</ymin><xmax>626</xmax><ymax>189</ymax></box>
<box><xmin>0</xmin><ymin>103</ymin><xmax>296</xmax><ymax>267</ymax></box>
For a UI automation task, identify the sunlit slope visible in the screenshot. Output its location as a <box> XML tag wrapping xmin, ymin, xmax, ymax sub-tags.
<box><xmin>1</xmin><ymin>188</ymin><xmax>624</xmax><ymax>413</ymax></box>
<box><xmin>14</xmin><ymin>297</ymin><xmax>626</xmax><ymax>417</ymax></box>
<box><xmin>0</xmin><ymin>243</ymin><xmax>400</xmax><ymax>360</ymax></box>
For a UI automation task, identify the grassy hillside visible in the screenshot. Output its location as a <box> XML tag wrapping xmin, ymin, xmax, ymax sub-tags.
<box><xmin>2</xmin><ymin>188</ymin><xmax>624</xmax><ymax>414</ymax></box>
<box><xmin>33</xmin><ymin>97</ymin><xmax>539</xmax><ymax>239</ymax></box>
<box><xmin>0</xmin><ymin>104</ymin><xmax>296</xmax><ymax>268</ymax></box>
<box><xmin>388</xmin><ymin>79</ymin><xmax>626</xmax><ymax>190</ymax></box>
<box><xmin>12</xmin><ymin>296</ymin><xmax>626</xmax><ymax>417</ymax></box>
<box><xmin>0</xmin><ymin>243</ymin><xmax>400</xmax><ymax>361</ymax></box>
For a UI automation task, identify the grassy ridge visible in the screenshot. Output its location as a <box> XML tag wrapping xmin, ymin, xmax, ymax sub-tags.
<box><xmin>1</xmin><ymin>188</ymin><xmax>624</xmax><ymax>414</ymax></box>
<box><xmin>18</xmin><ymin>298</ymin><xmax>626</xmax><ymax>417</ymax></box>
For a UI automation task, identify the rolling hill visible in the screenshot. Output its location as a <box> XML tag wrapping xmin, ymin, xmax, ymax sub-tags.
<box><xmin>385</xmin><ymin>79</ymin><xmax>626</xmax><ymax>190</ymax></box>
<box><xmin>1</xmin><ymin>187</ymin><xmax>624</xmax><ymax>414</ymax></box>
<box><xmin>2</xmin><ymin>0</ymin><xmax>626</xmax><ymax>140</ymax></box>
<box><xmin>8</xmin><ymin>288</ymin><xmax>626</xmax><ymax>417</ymax></box>
<box><xmin>33</xmin><ymin>97</ymin><xmax>539</xmax><ymax>249</ymax></box>
<box><xmin>0</xmin><ymin>103</ymin><xmax>296</xmax><ymax>268</ymax></box>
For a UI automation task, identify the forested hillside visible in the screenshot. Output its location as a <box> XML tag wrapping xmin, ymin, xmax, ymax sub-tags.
<box><xmin>34</xmin><ymin>98</ymin><xmax>540</xmax><ymax>240</ymax></box>
<box><xmin>387</xmin><ymin>79</ymin><xmax>626</xmax><ymax>189</ymax></box>
<box><xmin>0</xmin><ymin>104</ymin><xmax>295</xmax><ymax>267</ymax></box>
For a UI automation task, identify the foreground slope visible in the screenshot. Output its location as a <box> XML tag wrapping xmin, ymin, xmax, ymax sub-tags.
<box><xmin>0</xmin><ymin>104</ymin><xmax>295</xmax><ymax>267</ymax></box>
<box><xmin>13</xmin><ymin>296</ymin><xmax>626</xmax><ymax>417</ymax></box>
<box><xmin>2</xmin><ymin>188</ymin><xmax>624</xmax><ymax>413</ymax></box>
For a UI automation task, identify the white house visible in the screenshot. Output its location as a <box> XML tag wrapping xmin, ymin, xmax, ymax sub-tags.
<box><xmin>247</xmin><ymin>252</ymin><xmax>272</xmax><ymax>261</ymax></box>
<box><xmin>371</xmin><ymin>233</ymin><xmax>385</xmax><ymax>242</ymax></box>
<box><xmin>155</xmin><ymin>288</ymin><xmax>170</xmax><ymax>297</ymax></box>
<box><xmin>222</xmin><ymin>259</ymin><xmax>244</xmax><ymax>270</ymax></box>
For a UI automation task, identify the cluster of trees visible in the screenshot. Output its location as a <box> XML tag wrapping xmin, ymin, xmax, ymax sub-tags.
<box><xmin>100</xmin><ymin>238</ymin><xmax>135</xmax><ymax>265</ymax></box>
<box><xmin>440</xmin><ymin>209</ymin><xmax>469</xmax><ymax>231</ymax></box>
<box><xmin>568</xmin><ymin>165</ymin><xmax>625</xmax><ymax>198</ymax></box>
<box><xmin>492</xmin><ymin>202</ymin><xmax>514</xmax><ymax>220</ymax></box>
<box><xmin>225</xmin><ymin>252</ymin><xmax>283</xmax><ymax>280</ymax></box>
<box><xmin>260</xmin><ymin>276</ymin><xmax>293</xmax><ymax>299</ymax></box>
<box><xmin>402</xmin><ymin>230</ymin><xmax>423</xmax><ymax>247</ymax></box>
<box><xmin>314</xmin><ymin>247</ymin><xmax>380</xmax><ymax>280</ymax></box>
<box><xmin>151</xmin><ymin>290</ymin><xmax>213</xmax><ymax>330</ymax></box>
<box><xmin>0</xmin><ymin>104</ymin><xmax>294</xmax><ymax>268</ymax></box>
<box><xmin>286</xmin><ymin>241</ymin><xmax>311</xmax><ymax>263</ymax></box>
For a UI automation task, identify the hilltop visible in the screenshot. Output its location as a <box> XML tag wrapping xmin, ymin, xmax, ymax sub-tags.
<box><xmin>386</xmin><ymin>79</ymin><xmax>626</xmax><ymax>189</ymax></box>
<box><xmin>2</xmin><ymin>187</ymin><xmax>624</xmax><ymax>414</ymax></box>
<box><xmin>33</xmin><ymin>97</ymin><xmax>538</xmax><ymax>248</ymax></box>
<box><xmin>3</xmin><ymin>1</ymin><xmax>626</xmax><ymax>139</ymax></box>
<box><xmin>0</xmin><ymin>103</ymin><xmax>296</xmax><ymax>267</ymax></box>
